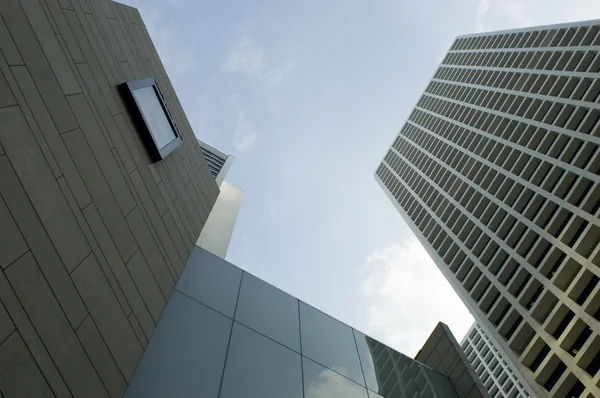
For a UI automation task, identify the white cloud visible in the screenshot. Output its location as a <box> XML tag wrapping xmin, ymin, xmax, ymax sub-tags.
<box><xmin>223</xmin><ymin>35</ymin><xmax>295</xmax><ymax>90</ymax></box>
<box><xmin>305</xmin><ymin>367</ymin><xmax>364</xmax><ymax>398</ymax></box>
<box><xmin>262</xmin><ymin>61</ymin><xmax>296</xmax><ymax>90</ymax></box>
<box><xmin>136</xmin><ymin>3</ymin><xmax>195</xmax><ymax>78</ymax></box>
<box><xmin>475</xmin><ymin>0</ymin><xmax>600</xmax><ymax>32</ymax></box>
<box><xmin>233</xmin><ymin>112</ymin><xmax>257</xmax><ymax>152</ymax></box>
<box><xmin>224</xmin><ymin>35</ymin><xmax>265</xmax><ymax>74</ymax></box>
<box><xmin>360</xmin><ymin>239</ymin><xmax>473</xmax><ymax>357</ymax></box>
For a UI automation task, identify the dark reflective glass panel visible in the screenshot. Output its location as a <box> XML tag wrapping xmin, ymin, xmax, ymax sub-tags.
<box><xmin>355</xmin><ymin>333</ymin><xmax>448</xmax><ymax>398</ymax></box>
<box><xmin>354</xmin><ymin>329</ymin><xmax>381</xmax><ymax>392</ymax></box>
<box><xmin>125</xmin><ymin>291</ymin><xmax>232</xmax><ymax>398</ymax></box>
<box><xmin>175</xmin><ymin>247</ymin><xmax>241</xmax><ymax>317</ymax></box>
<box><xmin>235</xmin><ymin>273</ymin><xmax>300</xmax><ymax>352</ymax></box>
<box><xmin>220</xmin><ymin>322</ymin><xmax>303</xmax><ymax>398</ymax></box>
<box><xmin>303</xmin><ymin>357</ymin><xmax>368</xmax><ymax>398</ymax></box>
<box><xmin>299</xmin><ymin>302</ymin><xmax>365</xmax><ymax>385</ymax></box>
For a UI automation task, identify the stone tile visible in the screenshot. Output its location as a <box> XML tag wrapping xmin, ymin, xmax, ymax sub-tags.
<box><xmin>0</xmin><ymin>16</ymin><xmax>23</xmax><ymax>66</ymax></box>
<box><xmin>62</xmin><ymin>128</ymin><xmax>137</xmax><ymax>262</ymax></box>
<box><xmin>125</xmin><ymin>207</ymin><xmax>175</xmax><ymax>300</ymax></box>
<box><xmin>124</xmin><ymin>170</ymin><xmax>166</xmax><ymax>258</ymax></box>
<box><xmin>108</xmin><ymin>17</ymin><xmax>141</xmax><ymax>79</ymax></box>
<box><xmin>0</xmin><ymin>70</ymin><xmax>16</xmax><ymax>108</ymax></box>
<box><xmin>38</xmin><ymin>0</ymin><xmax>59</xmax><ymax>34</ymax></box>
<box><xmin>0</xmin><ymin>331</ymin><xmax>54</xmax><ymax>398</ymax></box>
<box><xmin>0</xmin><ymin>0</ymin><xmax>78</xmax><ymax>132</ymax></box>
<box><xmin>0</xmin><ymin>148</ymin><xmax>87</xmax><ymax>330</ymax></box>
<box><xmin>0</xmin><ymin>254</ymin><xmax>72</xmax><ymax>397</ymax></box>
<box><xmin>63</xmin><ymin>6</ymin><xmax>120</xmax><ymax>102</ymax></box>
<box><xmin>67</xmin><ymin>93</ymin><xmax>136</xmax><ymax>216</ymax></box>
<box><xmin>0</xmin><ymin>55</ymin><xmax>62</xmax><ymax>179</ymax></box>
<box><xmin>18</xmin><ymin>0</ymin><xmax>81</xmax><ymax>94</ymax></box>
<box><xmin>0</xmin><ymin>300</ymin><xmax>15</xmax><ymax>346</ymax></box>
<box><xmin>82</xmin><ymin>204</ymin><xmax>155</xmax><ymax>341</ymax></box>
<box><xmin>162</xmin><ymin>210</ymin><xmax>189</xmax><ymax>265</ymax></box>
<box><xmin>129</xmin><ymin>170</ymin><xmax>183</xmax><ymax>271</ymax></box>
<box><xmin>163</xmin><ymin>252</ymin><xmax>178</xmax><ymax>280</ymax></box>
<box><xmin>0</xmin><ymin>195</ymin><xmax>28</xmax><ymax>269</ymax></box>
<box><xmin>71</xmin><ymin>252</ymin><xmax>143</xmax><ymax>381</ymax></box>
<box><xmin>75</xmin><ymin>63</ymin><xmax>135</xmax><ymax>173</ymax></box>
<box><xmin>5</xmin><ymin>252</ymin><xmax>108</xmax><ymax>398</ymax></box>
<box><xmin>57</xmin><ymin>177</ymin><xmax>131</xmax><ymax>316</ymax></box>
<box><xmin>114</xmin><ymin>112</ymin><xmax>168</xmax><ymax>216</ymax></box>
<box><xmin>84</xmin><ymin>13</ymin><xmax>123</xmax><ymax>84</ymax></box>
<box><xmin>76</xmin><ymin>315</ymin><xmax>127</xmax><ymax>398</ymax></box>
<box><xmin>172</xmin><ymin>196</ymin><xmax>195</xmax><ymax>248</ymax></box>
<box><xmin>126</xmin><ymin>250</ymin><xmax>166</xmax><ymax>323</ymax></box>
<box><xmin>0</xmin><ymin>105</ymin><xmax>90</xmax><ymax>271</ymax></box>
<box><xmin>41</xmin><ymin>0</ymin><xmax>85</xmax><ymax>63</ymax></box>
<box><xmin>11</xmin><ymin>65</ymin><xmax>92</xmax><ymax>207</ymax></box>
<box><xmin>88</xmin><ymin>0</ymin><xmax>125</xmax><ymax>62</ymax></box>
<box><xmin>128</xmin><ymin>312</ymin><xmax>147</xmax><ymax>349</ymax></box>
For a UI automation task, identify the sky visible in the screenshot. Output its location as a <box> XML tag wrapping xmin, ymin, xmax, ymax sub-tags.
<box><xmin>123</xmin><ymin>0</ymin><xmax>600</xmax><ymax>357</ymax></box>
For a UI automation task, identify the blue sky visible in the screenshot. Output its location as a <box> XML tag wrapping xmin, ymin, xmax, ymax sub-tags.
<box><xmin>125</xmin><ymin>0</ymin><xmax>600</xmax><ymax>356</ymax></box>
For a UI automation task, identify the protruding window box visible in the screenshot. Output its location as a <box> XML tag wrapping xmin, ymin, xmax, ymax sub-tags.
<box><xmin>119</xmin><ymin>78</ymin><xmax>182</xmax><ymax>162</ymax></box>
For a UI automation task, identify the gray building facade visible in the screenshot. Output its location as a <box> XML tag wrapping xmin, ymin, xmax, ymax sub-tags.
<box><xmin>125</xmin><ymin>246</ymin><xmax>466</xmax><ymax>398</ymax></box>
<box><xmin>0</xmin><ymin>0</ymin><xmax>219</xmax><ymax>397</ymax></box>
<box><xmin>461</xmin><ymin>322</ymin><xmax>534</xmax><ymax>398</ymax></box>
<box><xmin>376</xmin><ymin>19</ymin><xmax>600</xmax><ymax>398</ymax></box>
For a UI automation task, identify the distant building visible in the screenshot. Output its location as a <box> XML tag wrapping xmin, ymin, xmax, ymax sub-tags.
<box><xmin>377</xmin><ymin>19</ymin><xmax>600</xmax><ymax>398</ymax></box>
<box><xmin>196</xmin><ymin>140</ymin><xmax>243</xmax><ymax>259</ymax></box>
<box><xmin>462</xmin><ymin>322</ymin><xmax>534</xmax><ymax>397</ymax></box>
<box><xmin>198</xmin><ymin>140</ymin><xmax>235</xmax><ymax>186</ymax></box>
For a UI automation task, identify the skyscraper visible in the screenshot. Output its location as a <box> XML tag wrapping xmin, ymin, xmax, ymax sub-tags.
<box><xmin>376</xmin><ymin>19</ymin><xmax>600</xmax><ymax>398</ymax></box>
<box><xmin>196</xmin><ymin>140</ymin><xmax>244</xmax><ymax>258</ymax></box>
<box><xmin>461</xmin><ymin>322</ymin><xmax>534</xmax><ymax>397</ymax></box>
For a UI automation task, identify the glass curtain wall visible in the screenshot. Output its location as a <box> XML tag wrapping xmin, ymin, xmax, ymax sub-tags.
<box><xmin>125</xmin><ymin>247</ymin><xmax>459</xmax><ymax>398</ymax></box>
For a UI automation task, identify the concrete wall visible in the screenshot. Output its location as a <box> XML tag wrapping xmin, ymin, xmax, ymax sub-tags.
<box><xmin>416</xmin><ymin>323</ymin><xmax>491</xmax><ymax>398</ymax></box>
<box><xmin>0</xmin><ymin>0</ymin><xmax>219</xmax><ymax>397</ymax></box>
<box><xmin>196</xmin><ymin>181</ymin><xmax>244</xmax><ymax>259</ymax></box>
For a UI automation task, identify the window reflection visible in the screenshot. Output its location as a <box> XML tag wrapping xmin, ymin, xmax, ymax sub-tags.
<box><xmin>303</xmin><ymin>358</ymin><xmax>368</xmax><ymax>398</ymax></box>
<box><xmin>354</xmin><ymin>332</ymin><xmax>457</xmax><ymax>398</ymax></box>
<box><xmin>220</xmin><ymin>322</ymin><xmax>303</xmax><ymax>398</ymax></box>
<box><xmin>299</xmin><ymin>303</ymin><xmax>365</xmax><ymax>385</ymax></box>
<box><xmin>235</xmin><ymin>273</ymin><xmax>300</xmax><ymax>352</ymax></box>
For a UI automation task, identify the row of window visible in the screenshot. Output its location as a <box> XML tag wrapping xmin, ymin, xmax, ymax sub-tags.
<box><xmin>442</xmin><ymin>48</ymin><xmax>600</xmax><ymax>74</ymax></box>
<box><xmin>431</xmin><ymin>69</ymin><xmax>600</xmax><ymax>105</ymax></box>
<box><xmin>410</xmin><ymin>107</ymin><xmax>600</xmax><ymax>216</ymax></box>
<box><xmin>451</xmin><ymin>25</ymin><xmax>600</xmax><ymax>52</ymax></box>
<box><xmin>421</xmin><ymin>84</ymin><xmax>600</xmax><ymax>141</ymax></box>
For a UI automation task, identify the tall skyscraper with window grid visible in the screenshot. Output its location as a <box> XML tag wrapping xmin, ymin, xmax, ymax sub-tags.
<box><xmin>376</xmin><ymin>19</ymin><xmax>600</xmax><ymax>398</ymax></box>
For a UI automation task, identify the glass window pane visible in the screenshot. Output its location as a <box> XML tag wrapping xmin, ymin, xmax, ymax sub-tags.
<box><xmin>299</xmin><ymin>302</ymin><xmax>365</xmax><ymax>385</ymax></box>
<box><xmin>368</xmin><ymin>391</ymin><xmax>385</xmax><ymax>398</ymax></box>
<box><xmin>131</xmin><ymin>86</ymin><xmax>176</xmax><ymax>149</ymax></box>
<box><xmin>303</xmin><ymin>357</ymin><xmax>368</xmax><ymax>398</ymax></box>
<box><xmin>220</xmin><ymin>322</ymin><xmax>303</xmax><ymax>398</ymax></box>
<box><xmin>234</xmin><ymin>273</ymin><xmax>300</xmax><ymax>352</ymax></box>
<box><xmin>175</xmin><ymin>247</ymin><xmax>242</xmax><ymax>317</ymax></box>
<box><xmin>125</xmin><ymin>291</ymin><xmax>232</xmax><ymax>398</ymax></box>
<box><xmin>354</xmin><ymin>330</ymin><xmax>382</xmax><ymax>392</ymax></box>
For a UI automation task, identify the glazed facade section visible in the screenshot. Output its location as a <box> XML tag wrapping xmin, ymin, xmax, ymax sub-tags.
<box><xmin>126</xmin><ymin>247</ymin><xmax>460</xmax><ymax>398</ymax></box>
<box><xmin>376</xmin><ymin>19</ymin><xmax>600</xmax><ymax>398</ymax></box>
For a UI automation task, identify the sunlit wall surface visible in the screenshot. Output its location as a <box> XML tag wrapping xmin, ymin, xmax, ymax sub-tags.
<box><xmin>125</xmin><ymin>247</ymin><xmax>460</xmax><ymax>398</ymax></box>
